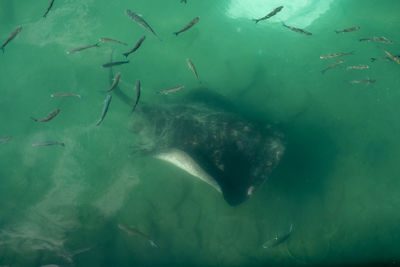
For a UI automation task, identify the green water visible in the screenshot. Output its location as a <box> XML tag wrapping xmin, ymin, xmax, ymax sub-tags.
<box><xmin>1</xmin><ymin>0</ymin><xmax>400</xmax><ymax>266</ymax></box>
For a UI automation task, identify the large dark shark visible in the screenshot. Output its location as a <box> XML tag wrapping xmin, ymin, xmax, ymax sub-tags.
<box><xmin>130</xmin><ymin>92</ymin><xmax>285</xmax><ymax>206</ymax></box>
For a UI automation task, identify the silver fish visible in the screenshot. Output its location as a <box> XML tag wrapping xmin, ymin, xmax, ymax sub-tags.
<box><xmin>173</xmin><ymin>17</ymin><xmax>200</xmax><ymax>36</ymax></box>
<box><xmin>43</xmin><ymin>0</ymin><xmax>55</xmax><ymax>18</ymax></box>
<box><xmin>349</xmin><ymin>79</ymin><xmax>376</xmax><ymax>84</ymax></box>
<box><xmin>32</xmin><ymin>141</ymin><xmax>65</xmax><ymax>147</ymax></box>
<box><xmin>186</xmin><ymin>58</ymin><xmax>199</xmax><ymax>81</ymax></box>
<box><xmin>102</xmin><ymin>60</ymin><xmax>129</xmax><ymax>68</ymax></box>
<box><xmin>320</xmin><ymin>51</ymin><xmax>354</xmax><ymax>59</ymax></box>
<box><xmin>253</xmin><ymin>6</ymin><xmax>283</xmax><ymax>23</ymax></box>
<box><xmin>132</xmin><ymin>79</ymin><xmax>141</xmax><ymax>112</ymax></box>
<box><xmin>359</xmin><ymin>36</ymin><xmax>393</xmax><ymax>44</ymax></box>
<box><xmin>371</xmin><ymin>54</ymin><xmax>400</xmax><ymax>62</ymax></box>
<box><xmin>282</xmin><ymin>22</ymin><xmax>312</xmax><ymax>35</ymax></box>
<box><xmin>123</xmin><ymin>36</ymin><xmax>146</xmax><ymax>58</ymax></box>
<box><xmin>50</xmin><ymin>93</ymin><xmax>81</xmax><ymax>98</ymax></box>
<box><xmin>335</xmin><ymin>26</ymin><xmax>360</xmax><ymax>33</ymax></box>
<box><xmin>0</xmin><ymin>136</ymin><xmax>12</xmax><ymax>144</ymax></box>
<box><xmin>321</xmin><ymin>60</ymin><xmax>345</xmax><ymax>74</ymax></box>
<box><xmin>31</xmin><ymin>108</ymin><xmax>60</xmax><ymax>122</ymax></box>
<box><xmin>1</xmin><ymin>26</ymin><xmax>22</xmax><ymax>53</ymax></box>
<box><xmin>345</xmin><ymin>64</ymin><xmax>369</xmax><ymax>70</ymax></box>
<box><xmin>99</xmin><ymin>37</ymin><xmax>127</xmax><ymax>46</ymax></box>
<box><xmin>381</xmin><ymin>47</ymin><xmax>400</xmax><ymax>65</ymax></box>
<box><xmin>105</xmin><ymin>72</ymin><xmax>121</xmax><ymax>92</ymax></box>
<box><xmin>118</xmin><ymin>224</ymin><xmax>159</xmax><ymax>248</ymax></box>
<box><xmin>262</xmin><ymin>224</ymin><xmax>294</xmax><ymax>249</ymax></box>
<box><xmin>96</xmin><ymin>94</ymin><xmax>112</xmax><ymax>126</ymax></box>
<box><xmin>66</xmin><ymin>43</ymin><xmax>99</xmax><ymax>54</ymax></box>
<box><xmin>125</xmin><ymin>10</ymin><xmax>160</xmax><ymax>40</ymax></box>
<box><xmin>157</xmin><ymin>85</ymin><xmax>185</xmax><ymax>95</ymax></box>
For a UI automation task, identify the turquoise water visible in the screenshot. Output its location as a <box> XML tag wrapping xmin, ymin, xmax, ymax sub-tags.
<box><xmin>1</xmin><ymin>0</ymin><xmax>400</xmax><ymax>266</ymax></box>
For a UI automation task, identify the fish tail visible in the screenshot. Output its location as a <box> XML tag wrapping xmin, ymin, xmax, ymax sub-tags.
<box><xmin>123</xmin><ymin>53</ymin><xmax>129</xmax><ymax>58</ymax></box>
<box><xmin>252</xmin><ymin>19</ymin><xmax>259</xmax><ymax>24</ymax></box>
<box><xmin>30</xmin><ymin>117</ymin><xmax>38</xmax><ymax>122</ymax></box>
<box><xmin>95</xmin><ymin>42</ymin><xmax>100</xmax><ymax>47</ymax></box>
<box><xmin>370</xmin><ymin>58</ymin><xmax>376</xmax><ymax>62</ymax></box>
<box><xmin>149</xmin><ymin>240</ymin><xmax>159</xmax><ymax>248</ymax></box>
<box><xmin>334</xmin><ymin>30</ymin><xmax>340</xmax><ymax>34</ymax></box>
<box><xmin>1</xmin><ymin>47</ymin><xmax>4</xmax><ymax>53</ymax></box>
<box><xmin>173</xmin><ymin>32</ymin><xmax>179</xmax><ymax>36</ymax></box>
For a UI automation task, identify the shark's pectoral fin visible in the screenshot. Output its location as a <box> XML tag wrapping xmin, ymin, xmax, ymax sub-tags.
<box><xmin>154</xmin><ymin>148</ymin><xmax>222</xmax><ymax>193</ymax></box>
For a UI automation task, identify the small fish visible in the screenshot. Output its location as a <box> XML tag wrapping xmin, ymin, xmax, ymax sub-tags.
<box><xmin>123</xmin><ymin>36</ymin><xmax>146</xmax><ymax>58</ymax></box>
<box><xmin>99</xmin><ymin>38</ymin><xmax>127</xmax><ymax>46</ymax></box>
<box><xmin>31</xmin><ymin>108</ymin><xmax>60</xmax><ymax>122</ymax></box>
<box><xmin>335</xmin><ymin>26</ymin><xmax>360</xmax><ymax>33</ymax></box>
<box><xmin>66</xmin><ymin>43</ymin><xmax>99</xmax><ymax>54</ymax></box>
<box><xmin>320</xmin><ymin>51</ymin><xmax>354</xmax><ymax>59</ymax></box>
<box><xmin>126</xmin><ymin>10</ymin><xmax>160</xmax><ymax>40</ymax></box>
<box><xmin>173</xmin><ymin>17</ymin><xmax>200</xmax><ymax>36</ymax></box>
<box><xmin>349</xmin><ymin>79</ymin><xmax>376</xmax><ymax>84</ymax></box>
<box><xmin>105</xmin><ymin>72</ymin><xmax>121</xmax><ymax>92</ymax></box>
<box><xmin>50</xmin><ymin>93</ymin><xmax>81</xmax><ymax>98</ymax></box>
<box><xmin>371</xmin><ymin>55</ymin><xmax>400</xmax><ymax>62</ymax></box>
<box><xmin>132</xmin><ymin>79</ymin><xmax>141</xmax><ymax>112</ymax></box>
<box><xmin>253</xmin><ymin>6</ymin><xmax>284</xmax><ymax>23</ymax></box>
<box><xmin>381</xmin><ymin>47</ymin><xmax>400</xmax><ymax>65</ymax></box>
<box><xmin>359</xmin><ymin>36</ymin><xmax>392</xmax><ymax>44</ymax></box>
<box><xmin>157</xmin><ymin>85</ymin><xmax>185</xmax><ymax>95</ymax></box>
<box><xmin>186</xmin><ymin>58</ymin><xmax>199</xmax><ymax>81</ymax></box>
<box><xmin>96</xmin><ymin>94</ymin><xmax>112</xmax><ymax>126</ymax></box>
<box><xmin>1</xmin><ymin>26</ymin><xmax>22</xmax><ymax>53</ymax></box>
<box><xmin>262</xmin><ymin>224</ymin><xmax>294</xmax><ymax>249</ymax></box>
<box><xmin>345</xmin><ymin>64</ymin><xmax>369</xmax><ymax>70</ymax></box>
<box><xmin>0</xmin><ymin>136</ymin><xmax>12</xmax><ymax>144</ymax></box>
<box><xmin>102</xmin><ymin>60</ymin><xmax>129</xmax><ymax>68</ymax></box>
<box><xmin>32</xmin><ymin>141</ymin><xmax>65</xmax><ymax>147</ymax></box>
<box><xmin>321</xmin><ymin>60</ymin><xmax>345</xmax><ymax>74</ymax></box>
<box><xmin>118</xmin><ymin>224</ymin><xmax>159</xmax><ymax>248</ymax></box>
<box><xmin>282</xmin><ymin>22</ymin><xmax>312</xmax><ymax>35</ymax></box>
<box><xmin>43</xmin><ymin>0</ymin><xmax>55</xmax><ymax>18</ymax></box>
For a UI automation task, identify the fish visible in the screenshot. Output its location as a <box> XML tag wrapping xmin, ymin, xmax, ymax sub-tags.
<box><xmin>132</xmin><ymin>79</ymin><xmax>141</xmax><ymax>112</ymax></box>
<box><xmin>371</xmin><ymin>54</ymin><xmax>400</xmax><ymax>62</ymax></box>
<box><xmin>125</xmin><ymin>10</ymin><xmax>160</xmax><ymax>40</ymax></box>
<box><xmin>349</xmin><ymin>79</ymin><xmax>376</xmax><ymax>84</ymax></box>
<box><xmin>381</xmin><ymin>47</ymin><xmax>400</xmax><ymax>65</ymax></box>
<box><xmin>99</xmin><ymin>37</ymin><xmax>127</xmax><ymax>46</ymax></box>
<box><xmin>43</xmin><ymin>0</ymin><xmax>55</xmax><ymax>18</ymax></box>
<box><xmin>102</xmin><ymin>61</ymin><xmax>129</xmax><ymax>68</ymax></box>
<box><xmin>320</xmin><ymin>51</ymin><xmax>354</xmax><ymax>59</ymax></box>
<box><xmin>359</xmin><ymin>36</ymin><xmax>393</xmax><ymax>44</ymax></box>
<box><xmin>66</xmin><ymin>43</ymin><xmax>99</xmax><ymax>54</ymax></box>
<box><xmin>31</xmin><ymin>108</ymin><xmax>60</xmax><ymax>122</ymax></box>
<box><xmin>1</xmin><ymin>26</ymin><xmax>22</xmax><ymax>53</ymax></box>
<box><xmin>186</xmin><ymin>58</ymin><xmax>199</xmax><ymax>81</ymax></box>
<box><xmin>321</xmin><ymin>60</ymin><xmax>345</xmax><ymax>74</ymax></box>
<box><xmin>335</xmin><ymin>26</ymin><xmax>360</xmax><ymax>33</ymax></box>
<box><xmin>96</xmin><ymin>94</ymin><xmax>112</xmax><ymax>126</ymax></box>
<box><xmin>32</xmin><ymin>141</ymin><xmax>65</xmax><ymax>147</ymax></box>
<box><xmin>118</xmin><ymin>224</ymin><xmax>159</xmax><ymax>248</ymax></box>
<box><xmin>131</xmin><ymin>94</ymin><xmax>285</xmax><ymax>206</ymax></box>
<box><xmin>156</xmin><ymin>85</ymin><xmax>185</xmax><ymax>95</ymax></box>
<box><xmin>123</xmin><ymin>36</ymin><xmax>146</xmax><ymax>58</ymax></box>
<box><xmin>50</xmin><ymin>93</ymin><xmax>81</xmax><ymax>98</ymax></box>
<box><xmin>262</xmin><ymin>224</ymin><xmax>294</xmax><ymax>249</ymax></box>
<box><xmin>252</xmin><ymin>6</ymin><xmax>284</xmax><ymax>23</ymax></box>
<box><xmin>173</xmin><ymin>17</ymin><xmax>200</xmax><ymax>36</ymax></box>
<box><xmin>105</xmin><ymin>72</ymin><xmax>121</xmax><ymax>93</ymax></box>
<box><xmin>0</xmin><ymin>136</ymin><xmax>12</xmax><ymax>144</ymax></box>
<box><xmin>282</xmin><ymin>22</ymin><xmax>312</xmax><ymax>35</ymax></box>
<box><xmin>345</xmin><ymin>64</ymin><xmax>369</xmax><ymax>70</ymax></box>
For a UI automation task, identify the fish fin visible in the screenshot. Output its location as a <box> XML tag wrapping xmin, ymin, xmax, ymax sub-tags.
<box><xmin>122</xmin><ymin>53</ymin><xmax>129</xmax><ymax>58</ymax></box>
<box><xmin>30</xmin><ymin>117</ymin><xmax>38</xmax><ymax>122</ymax></box>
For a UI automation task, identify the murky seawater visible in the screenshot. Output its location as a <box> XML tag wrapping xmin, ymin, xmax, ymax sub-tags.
<box><xmin>1</xmin><ymin>0</ymin><xmax>400</xmax><ymax>266</ymax></box>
